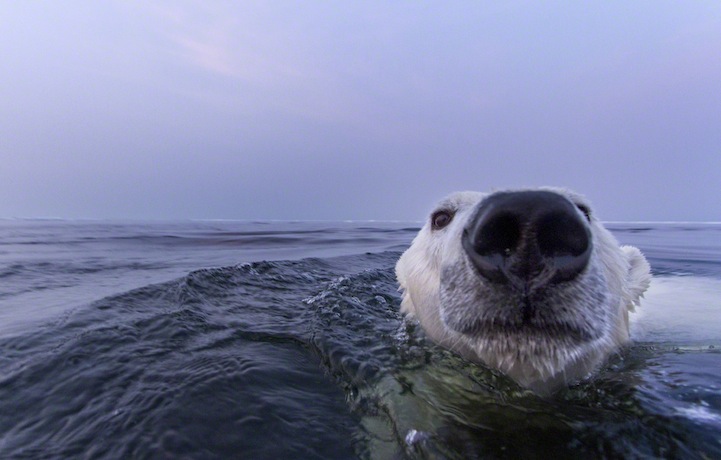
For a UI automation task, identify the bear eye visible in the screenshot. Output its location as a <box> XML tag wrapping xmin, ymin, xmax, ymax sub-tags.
<box><xmin>575</xmin><ymin>203</ymin><xmax>591</xmax><ymax>221</ymax></box>
<box><xmin>431</xmin><ymin>209</ymin><xmax>454</xmax><ymax>230</ymax></box>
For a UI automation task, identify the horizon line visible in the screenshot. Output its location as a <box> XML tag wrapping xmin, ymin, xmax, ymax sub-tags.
<box><xmin>1</xmin><ymin>217</ymin><xmax>721</xmax><ymax>225</ymax></box>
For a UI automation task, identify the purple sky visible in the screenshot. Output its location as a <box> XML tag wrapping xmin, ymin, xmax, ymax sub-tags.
<box><xmin>2</xmin><ymin>1</ymin><xmax>720</xmax><ymax>221</ymax></box>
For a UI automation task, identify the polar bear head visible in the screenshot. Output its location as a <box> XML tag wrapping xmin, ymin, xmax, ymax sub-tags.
<box><xmin>396</xmin><ymin>188</ymin><xmax>651</xmax><ymax>394</ymax></box>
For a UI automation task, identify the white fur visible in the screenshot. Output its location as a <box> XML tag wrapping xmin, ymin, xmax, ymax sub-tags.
<box><xmin>396</xmin><ymin>188</ymin><xmax>651</xmax><ymax>394</ymax></box>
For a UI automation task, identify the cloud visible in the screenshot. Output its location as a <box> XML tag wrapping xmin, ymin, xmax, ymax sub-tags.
<box><xmin>141</xmin><ymin>2</ymin><xmax>315</xmax><ymax>83</ymax></box>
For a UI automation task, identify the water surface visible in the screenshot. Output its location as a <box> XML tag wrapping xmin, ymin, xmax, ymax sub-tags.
<box><xmin>0</xmin><ymin>220</ymin><xmax>719</xmax><ymax>458</ymax></box>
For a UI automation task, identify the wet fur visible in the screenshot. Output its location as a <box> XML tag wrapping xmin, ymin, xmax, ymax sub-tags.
<box><xmin>396</xmin><ymin>188</ymin><xmax>651</xmax><ymax>394</ymax></box>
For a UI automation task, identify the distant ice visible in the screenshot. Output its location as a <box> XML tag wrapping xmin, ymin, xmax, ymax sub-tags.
<box><xmin>630</xmin><ymin>276</ymin><xmax>721</xmax><ymax>344</ymax></box>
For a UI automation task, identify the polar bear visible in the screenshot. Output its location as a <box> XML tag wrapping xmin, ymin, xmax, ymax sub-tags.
<box><xmin>396</xmin><ymin>188</ymin><xmax>651</xmax><ymax>395</ymax></box>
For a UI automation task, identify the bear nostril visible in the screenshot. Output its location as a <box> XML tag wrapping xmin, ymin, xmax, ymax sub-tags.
<box><xmin>472</xmin><ymin>212</ymin><xmax>522</xmax><ymax>258</ymax></box>
<box><xmin>536</xmin><ymin>212</ymin><xmax>591</xmax><ymax>283</ymax></box>
<box><xmin>462</xmin><ymin>212</ymin><xmax>523</xmax><ymax>284</ymax></box>
<box><xmin>536</xmin><ymin>212</ymin><xmax>589</xmax><ymax>257</ymax></box>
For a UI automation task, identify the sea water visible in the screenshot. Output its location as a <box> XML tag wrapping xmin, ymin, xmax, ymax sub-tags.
<box><xmin>0</xmin><ymin>220</ymin><xmax>719</xmax><ymax>458</ymax></box>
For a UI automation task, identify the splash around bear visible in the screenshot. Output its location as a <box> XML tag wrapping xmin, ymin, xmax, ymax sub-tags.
<box><xmin>396</xmin><ymin>188</ymin><xmax>651</xmax><ymax>395</ymax></box>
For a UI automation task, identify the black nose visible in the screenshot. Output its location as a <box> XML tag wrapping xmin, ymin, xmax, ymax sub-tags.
<box><xmin>462</xmin><ymin>191</ymin><xmax>592</xmax><ymax>289</ymax></box>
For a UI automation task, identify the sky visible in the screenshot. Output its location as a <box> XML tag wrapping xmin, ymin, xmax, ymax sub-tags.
<box><xmin>1</xmin><ymin>1</ymin><xmax>720</xmax><ymax>221</ymax></box>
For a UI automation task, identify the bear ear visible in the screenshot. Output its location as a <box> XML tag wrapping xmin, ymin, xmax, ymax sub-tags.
<box><xmin>621</xmin><ymin>245</ymin><xmax>652</xmax><ymax>312</ymax></box>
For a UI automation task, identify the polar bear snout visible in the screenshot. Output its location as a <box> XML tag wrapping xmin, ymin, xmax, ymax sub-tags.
<box><xmin>461</xmin><ymin>190</ymin><xmax>593</xmax><ymax>293</ymax></box>
<box><xmin>396</xmin><ymin>188</ymin><xmax>652</xmax><ymax>392</ymax></box>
